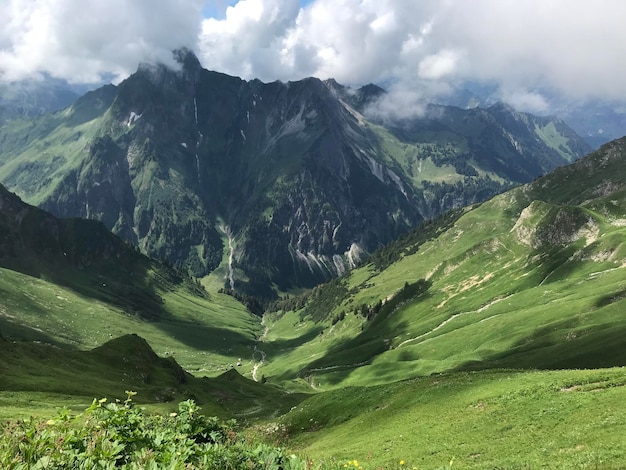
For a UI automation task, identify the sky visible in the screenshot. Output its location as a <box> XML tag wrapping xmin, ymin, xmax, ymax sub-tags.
<box><xmin>1</xmin><ymin>0</ymin><xmax>625</xmax><ymax>115</ymax></box>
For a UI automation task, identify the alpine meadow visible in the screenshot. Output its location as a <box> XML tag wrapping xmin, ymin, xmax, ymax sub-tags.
<box><xmin>0</xmin><ymin>46</ymin><xmax>625</xmax><ymax>469</ymax></box>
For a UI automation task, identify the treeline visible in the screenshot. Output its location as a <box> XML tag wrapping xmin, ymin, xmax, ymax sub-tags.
<box><xmin>369</xmin><ymin>208</ymin><xmax>466</xmax><ymax>271</ymax></box>
<box><xmin>219</xmin><ymin>287</ymin><xmax>265</xmax><ymax>316</ymax></box>
<box><xmin>348</xmin><ymin>279</ymin><xmax>432</xmax><ymax>323</ymax></box>
<box><xmin>265</xmin><ymin>276</ymin><xmax>351</xmax><ymax>324</ymax></box>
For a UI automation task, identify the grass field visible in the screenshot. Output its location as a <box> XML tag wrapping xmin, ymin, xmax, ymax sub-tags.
<box><xmin>278</xmin><ymin>367</ymin><xmax>626</xmax><ymax>469</ymax></box>
<box><xmin>2</xmin><ymin>140</ymin><xmax>626</xmax><ymax>467</ymax></box>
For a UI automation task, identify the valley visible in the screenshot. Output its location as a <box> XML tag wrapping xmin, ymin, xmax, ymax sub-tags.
<box><xmin>0</xmin><ymin>54</ymin><xmax>625</xmax><ymax>468</ymax></box>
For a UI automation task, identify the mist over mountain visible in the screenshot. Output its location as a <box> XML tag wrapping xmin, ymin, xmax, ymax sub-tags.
<box><xmin>0</xmin><ymin>75</ymin><xmax>94</xmax><ymax>125</ymax></box>
<box><xmin>430</xmin><ymin>85</ymin><xmax>626</xmax><ymax>149</ymax></box>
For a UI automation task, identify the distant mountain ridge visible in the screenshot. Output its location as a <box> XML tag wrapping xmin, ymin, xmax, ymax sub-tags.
<box><xmin>0</xmin><ymin>49</ymin><xmax>591</xmax><ymax>297</ymax></box>
<box><xmin>0</xmin><ymin>75</ymin><xmax>89</xmax><ymax>124</ymax></box>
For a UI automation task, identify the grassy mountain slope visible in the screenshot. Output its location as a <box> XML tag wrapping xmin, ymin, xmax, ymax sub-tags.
<box><xmin>279</xmin><ymin>367</ymin><xmax>626</xmax><ymax>468</ymax></box>
<box><xmin>0</xmin><ymin>183</ymin><xmax>263</xmax><ymax>377</ymax></box>
<box><xmin>1</xmin><ymin>133</ymin><xmax>625</xmax><ymax>467</ymax></box>
<box><xmin>256</xmin><ymin>137</ymin><xmax>626</xmax><ymax>389</ymax></box>
<box><xmin>0</xmin><ymin>333</ymin><xmax>304</xmax><ymax>422</ymax></box>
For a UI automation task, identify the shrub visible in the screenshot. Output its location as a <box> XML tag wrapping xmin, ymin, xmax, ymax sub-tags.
<box><xmin>0</xmin><ymin>392</ymin><xmax>312</xmax><ymax>469</ymax></box>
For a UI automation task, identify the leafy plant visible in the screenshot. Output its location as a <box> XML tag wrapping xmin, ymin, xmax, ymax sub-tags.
<box><xmin>0</xmin><ymin>393</ymin><xmax>312</xmax><ymax>469</ymax></box>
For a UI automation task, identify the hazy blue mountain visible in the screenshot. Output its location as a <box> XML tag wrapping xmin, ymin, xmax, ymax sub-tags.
<box><xmin>0</xmin><ymin>74</ymin><xmax>94</xmax><ymax>124</ymax></box>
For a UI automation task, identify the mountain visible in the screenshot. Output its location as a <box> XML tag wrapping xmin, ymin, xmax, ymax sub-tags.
<box><xmin>1</xmin><ymin>132</ymin><xmax>625</xmax><ymax>469</ymax></box>
<box><xmin>0</xmin><ymin>333</ymin><xmax>303</xmax><ymax>419</ymax></box>
<box><xmin>0</xmin><ymin>180</ymin><xmax>270</xmax><ymax>386</ymax></box>
<box><xmin>432</xmin><ymin>84</ymin><xmax>626</xmax><ymax>149</ymax></box>
<box><xmin>0</xmin><ymin>75</ymin><xmax>89</xmax><ymax>124</ymax></box>
<box><xmin>556</xmin><ymin>100</ymin><xmax>626</xmax><ymax>148</ymax></box>
<box><xmin>0</xmin><ymin>50</ymin><xmax>591</xmax><ymax>297</ymax></box>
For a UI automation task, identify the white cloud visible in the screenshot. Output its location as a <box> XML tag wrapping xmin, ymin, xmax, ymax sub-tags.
<box><xmin>418</xmin><ymin>50</ymin><xmax>459</xmax><ymax>80</ymax></box>
<box><xmin>1</xmin><ymin>0</ymin><xmax>626</xmax><ymax>114</ymax></box>
<box><xmin>0</xmin><ymin>0</ymin><xmax>204</xmax><ymax>83</ymax></box>
<box><xmin>501</xmin><ymin>90</ymin><xmax>550</xmax><ymax>115</ymax></box>
<box><xmin>197</xmin><ymin>0</ymin><xmax>626</xmax><ymax>112</ymax></box>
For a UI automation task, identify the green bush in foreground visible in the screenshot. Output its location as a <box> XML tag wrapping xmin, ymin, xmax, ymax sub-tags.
<box><xmin>0</xmin><ymin>392</ymin><xmax>313</xmax><ymax>469</ymax></box>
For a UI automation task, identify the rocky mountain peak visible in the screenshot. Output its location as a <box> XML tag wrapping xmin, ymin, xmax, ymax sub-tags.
<box><xmin>0</xmin><ymin>60</ymin><xmax>593</xmax><ymax>298</ymax></box>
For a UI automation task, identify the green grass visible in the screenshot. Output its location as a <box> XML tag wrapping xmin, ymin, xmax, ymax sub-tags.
<box><xmin>0</xmin><ymin>333</ymin><xmax>307</xmax><ymax>423</ymax></box>
<box><xmin>1</xmin><ymin>136</ymin><xmax>625</xmax><ymax>467</ymax></box>
<box><xmin>535</xmin><ymin>122</ymin><xmax>572</xmax><ymax>161</ymax></box>
<box><xmin>278</xmin><ymin>368</ymin><xmax>626</xmax><ymax>469</ymax></box>
<box><xmin>0</xmin><ymin>266</ymin><xmax>262</xmax><ymax>377</ymax></box>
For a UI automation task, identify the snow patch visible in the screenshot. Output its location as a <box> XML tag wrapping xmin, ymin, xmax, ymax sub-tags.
<box><xmin>240</xmin><ymin>129</ymin><xmax>246</xmax><ymax>141</ymax></box>
<box><xmin>127</xmin><ymin>111</ymin><xmax>142</xmax><ymax>126</ymax></box>
<box><xmin>194</xmin><ymin>98</ymin><xmax>198</xmax><ymax>125</ymax></box>
<box><xmin>180</xmin><ymin>142</ymin><xmax>188</xmax><ymax>148</ymax></box>
<box><xmin>247</xmin><ymin>110</ymin><xmax>250</xmax><ymax>123</ymax></box>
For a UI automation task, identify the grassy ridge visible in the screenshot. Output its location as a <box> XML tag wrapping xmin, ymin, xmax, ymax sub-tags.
<box><xmin>0</xmin><ymin>333</ymin><xmax>306</xmax><ymax>422</ymax></box>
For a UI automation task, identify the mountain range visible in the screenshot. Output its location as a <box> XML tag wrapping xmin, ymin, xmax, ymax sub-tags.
<box><xmin>1</xmin><ymin>56</ymin><xmax>626</xmax><ymax>465</ymax></box>
<box><xmin>0</xmin><ymin>49</ymin><xmax>591</xmax><ymax>298</ymax></box>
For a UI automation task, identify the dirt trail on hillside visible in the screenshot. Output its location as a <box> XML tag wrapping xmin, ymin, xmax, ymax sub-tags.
<box><xmin>397</xmin><ymin>294</ymin><xmax>514</xmax><ymax>349</ymax></box>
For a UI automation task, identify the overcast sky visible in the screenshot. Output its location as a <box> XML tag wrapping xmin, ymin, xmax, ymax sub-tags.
<box><xmin>1</xmin><ymin>0</ymin><xmax>625</xmax><ymax>113</ymax></box>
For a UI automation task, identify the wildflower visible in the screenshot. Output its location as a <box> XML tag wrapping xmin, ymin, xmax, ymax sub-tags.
<box><xmin>400</xmin><ymin>460</ymin><xmax>405</xmax><ymax>466</ymax></box>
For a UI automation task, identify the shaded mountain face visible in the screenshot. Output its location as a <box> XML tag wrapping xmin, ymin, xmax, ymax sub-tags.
<box><xmin>0</xmin><ymin>183</ymin><xmax>204</xmax><ymax>319</ymax></box>
<box><xmin>0</xmin><ymin>50</ymin><xmax>591</xmax><ymax>297</ymax></box>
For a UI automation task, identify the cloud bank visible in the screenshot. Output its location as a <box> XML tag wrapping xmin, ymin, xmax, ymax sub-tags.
<box><xmin>2</xmin><ymin>0</ymin><xmax>626</xmax><ymax>112</ymax></box>
<box><xmin>0</xmin><ymin>0</ymin><xmax>203</xmax><ymax>83</ymax></box>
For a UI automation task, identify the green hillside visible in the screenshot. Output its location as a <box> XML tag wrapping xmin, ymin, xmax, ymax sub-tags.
<box><xmin>0</xmin><ymin>183</ymin><xmax>263</xmax><ymax>379</ymax></box>
<box><xmin>256</xmin><ymin>138</ymin><xmax>626</xmax><ymax>389</ymax></box>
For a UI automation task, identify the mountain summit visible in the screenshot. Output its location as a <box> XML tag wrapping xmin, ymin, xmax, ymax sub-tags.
<box><xmin>0</xmin><ymin>51</ymin><xmax>591</xmax><ymax>297</ymax></box>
